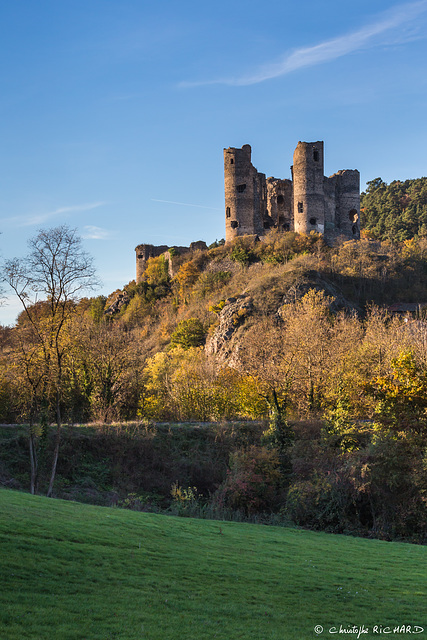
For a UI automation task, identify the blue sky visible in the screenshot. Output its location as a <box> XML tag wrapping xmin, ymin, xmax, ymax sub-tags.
<box><xmin>1</xmin><ymin>0</ymin><xmax>427</xmax><ymax>325</ymax></box>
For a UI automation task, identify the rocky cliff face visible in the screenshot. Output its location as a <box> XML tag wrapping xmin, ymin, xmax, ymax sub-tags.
<box><xmin>205</xmin><ymin>276</ymin><xmax>359</xmax><ymax>366</ymax></box>
<box><xmin>205</xmin><ymin>295</ymin><xmax>253</xmax><ymax>366</ymax></box>
<box><xmin>105</xmin><ymin>291</ymin><xmax>130</xmax><ymax>316</ymax></box>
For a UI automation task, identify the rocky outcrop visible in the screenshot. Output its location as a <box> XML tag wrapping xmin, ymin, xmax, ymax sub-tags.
<box><xmin>105</xmin><ymin>291</ymin><xmax>130</xmax><ymax>316</ymax></box>
<box><xmin>205</xmin><ymin>295</ymin><xmax>253</xmax><ymax>363</ymax></box>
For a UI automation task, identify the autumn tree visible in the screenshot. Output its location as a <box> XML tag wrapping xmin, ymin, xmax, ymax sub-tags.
<box><xmin>280</xmin><ymin>289</ymin><xmax>334</xmax><ymax>413</ymax></box>
<box><xmin>173</xmin><ymin>260</ymin><xmax>200</xmax><ymax>302</ymax></box>
<box><xmin>239</xmin><ymin>316</ymin><xmax>294</xmax><ymax>418</ymax></box>
<box><xmin>141</xmin><ymin>347</ymin><xmax>239</xmax><ymax>421</ymax></box>
<box><xmin>69</xmin><ymin>317</ymin><xmax>145</xmax><ymax>422</ymax></box>
<box><xmin>367</xmin><ymin>351</ymin><xmax>427</xmax><ymax>434</ymax></box>
<box><xmin>170</xmin><ymin>318</ymin><xmax>206</xmax><ymax>350</ymax></box>
<box><xmin>238</xmin><ymin>315</ymin><xmax>295</xmax><ymax>471</ymax></box>
<box><xmin>3</xmin><ymin>225</ymin><xmax>98</xmax><ymax>495</ymax></box>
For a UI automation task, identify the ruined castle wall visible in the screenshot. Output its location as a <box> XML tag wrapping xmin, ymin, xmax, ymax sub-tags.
<box><xmin>323</xmin><ymin>175</ymin><xmax>338</xmax><ymax>241</ymax></box>
<box><xmin>331</xmin><ymin>170</ymin><xmax>360</xmax><ymax>240</ymax></box>
<box><xmin>135</xmin><ymin>244</ymin><xmax>169</xmax><ymax>283</ymax></box>
<box><xmin>254</xmin><ymin>171</ymin><xmax>268</xmax><ymax>235</ymax></box>
<box><xmin>224</xmin><ymin>144</ymin><xmax>265</xmax><ymax>242</ymax></box>
<box><xmin>293</xmin><ymin>141</ymin><xmax>325</xmax><ymax>235</ymax></box>
<box><xmin>136</xmin><ymin>140</ymin><xmax>361</xmax><ymax>284</ymax></box>
<box><xmin>266</xmin><ymin>178</ymin><xmax>293</xmax><ymax>231</ymax></box>
<box><xmin>135</xmin><ymin>242</ymin><xmax>207</xmax><ymax>283</ymax></box>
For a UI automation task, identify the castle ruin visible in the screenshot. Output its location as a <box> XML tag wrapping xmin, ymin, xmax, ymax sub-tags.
<box><xmin>135</xmin><ymin>241</ymin><xmax>207</xmax><ymax>283</ymax></box>
<box><xmin>135</xmin><ymin>140</ymin><xmax>360</xmax><ymax>281</ymax></box>
<box><xmin>224</xmin><ymin>141</ymin><xmax>360</xmax><ymax>243</ymax></box>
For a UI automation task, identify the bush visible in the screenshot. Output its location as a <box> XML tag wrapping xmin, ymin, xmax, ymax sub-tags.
<box><xmin>285</xmin><ymin>475</ymin><xmax>353</xmax><ymax>532</ymax></box>
<box><xmin>230</xmin><ymin>244</ymin><xmax>256</xmax><ymax>266</ymax></box>
<box><xmin>170</xmin><ymin>318</ymin><xmax>206</xmax><ymax>349</ymax></box>
<box><xmin>214</xmin><ymin>446</ymin><xmax>282</xmax><ymax>515</ymax></box>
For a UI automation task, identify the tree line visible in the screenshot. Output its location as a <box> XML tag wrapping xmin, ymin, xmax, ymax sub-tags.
<box><xmin>361</xmin><ymin>176</ymin><xmax>427</xmax><ymax>242</ymax></box>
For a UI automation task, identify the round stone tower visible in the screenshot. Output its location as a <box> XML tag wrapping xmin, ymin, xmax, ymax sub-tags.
<box><xmin>293</xmin><ymin>141</ymin><xmax>325</xmax><ymax>234</ymax></box>
<box><xmin>224</xmin><ymin>144</ymin><xmax>265</xmax><ymax>242</ymax></box>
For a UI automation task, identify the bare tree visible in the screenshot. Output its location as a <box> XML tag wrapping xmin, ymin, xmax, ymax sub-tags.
<box><xmin>3</xmin><ymin>225</ymin><xmax>99</xmax><ymax>495</ymax></box>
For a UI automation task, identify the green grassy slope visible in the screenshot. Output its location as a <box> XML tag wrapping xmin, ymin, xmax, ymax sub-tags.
<box><xmin>0</xmin><ymin>489</ymin><xmax>426</xmax><ymax>640</ymax></box>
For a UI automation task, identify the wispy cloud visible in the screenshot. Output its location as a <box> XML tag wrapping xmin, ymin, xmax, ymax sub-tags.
<box><xmin>3</xmin><ymin>202</ymin><xmax>107</xmax><ymax>227</ymax></box>
<box><xmin>81</xmin><ymin>225</ymin><xmax>113</xmax><ymax>240</ymax></box>
<box><xmin>151</xmin><ymin>198</ymin><xmax>222</xmax><ymax>211</ymax></box>
<box><xmin>181</xmin><ymin>0</ymin><xmax>427</xmax><ymax>87</ymax></box>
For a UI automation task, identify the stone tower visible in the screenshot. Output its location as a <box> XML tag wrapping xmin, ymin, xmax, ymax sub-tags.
<box><xmin>224</xmin><ymin>144</ymin><xmax>267</xmax><ymax>243</ymax></box>
<box><xmin>293</xmin><ymin>141</ymin><xmax>325</xmax><ymax>235</ymax></box>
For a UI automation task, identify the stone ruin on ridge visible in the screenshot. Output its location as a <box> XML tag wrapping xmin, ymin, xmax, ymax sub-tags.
<box><xmin>135</xmin><ymin>140</ymin><xmax>360</xmax><ymax>281</ymax></box>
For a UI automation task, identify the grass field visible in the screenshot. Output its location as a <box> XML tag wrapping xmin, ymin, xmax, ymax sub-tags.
<box><xmin>0</xmin><ymin>488</ymin><xmax>426</xmax><ymax>640</ymax></box>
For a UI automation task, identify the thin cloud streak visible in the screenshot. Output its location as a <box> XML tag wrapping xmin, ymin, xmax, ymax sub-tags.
<box><xmin>152</xmin><ymin>198</ymin><xmax>222</xmax><ymax>211</ymax></box>
<box><xmin>82</xmin><ymin>225</ymin><xmax>113</xmax><ymax>240</ymax></box>
<box><xmin>3</xmin><ymin>202</ymin><xmax>107</xmax><ymax>227</ymax></box>
<box><xmin>181</xmin><ymin>0</ymin><xmax>427</xmax><ymax>87</ymax></box>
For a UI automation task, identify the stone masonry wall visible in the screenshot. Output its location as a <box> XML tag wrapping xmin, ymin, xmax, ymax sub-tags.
<box><xmin>135</xmin><ymin>241</ymin><xmax>207</xmax><ymax>282</ymax></box>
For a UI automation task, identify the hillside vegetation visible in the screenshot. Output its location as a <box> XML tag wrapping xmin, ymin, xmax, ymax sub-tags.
<box><xmin>1</xmin><ymin>227</ymin><xmax>427</xmax><ymax>540</ymax></box>
<box><xmin>1</xmin><ymin>488</ymin><xmax>426</xmax><ymax>640</ymax></box>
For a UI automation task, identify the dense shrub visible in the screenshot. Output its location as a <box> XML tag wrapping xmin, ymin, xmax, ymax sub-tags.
<box><xmin>170</xmin><ymin>318</ymin><xmax>206</xmax><ymax>350</ymax></box>
<box><xmin>214</xmin><ymin>446</ymin><xmax>283</xmax><ymax>515</ymax></box>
